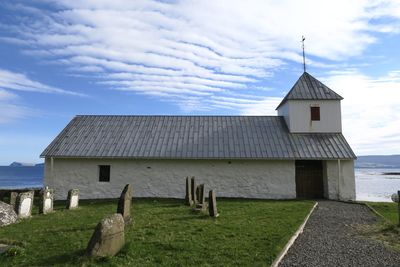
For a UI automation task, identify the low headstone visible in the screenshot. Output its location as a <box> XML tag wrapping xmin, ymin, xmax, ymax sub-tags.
<box><xmin>16</xmin><ymin>191</ymin><xmax>34</xmax><ymax>219</ymax></box>
<box><xmin>86</xmin><ymin>213</ymin><xmax>125</xmax><ymax>257</ymax></box>
<box><xmin>117</xmin><ymin>184</ymin><xmax>132</xmax><ymax>224</ymax></box>
<box><xmin>0</xmin><ymin>201</ymin><xmax>18</xmax><ymax>227</ymax></box>
<box><xmin>66</xmin><ymin>189</ymin><xmax>79</xmax><ymax>209</ymax></box>
<box><xmin>208</xmin><ymin>190</ymin><xmax>219</xmax><ymax>218</ymax></box>
<box><xmin>40</xmin><ymin>187</ymin><xmax>54</xmax><ymax>214</ymax></box>
<box><xmin>190</xmin><ymin>177</ymin><xmax>197</xmax><ymax>205</ymax></box>
<box><xmin>9</xmin><ymin>192</ymin><xmax>18</xmax><ymax>210</ymax></box>
<box><xmin>185</xmin><ymin>177</ymin><xmax>193</xmax><ymax>206</ymax></box>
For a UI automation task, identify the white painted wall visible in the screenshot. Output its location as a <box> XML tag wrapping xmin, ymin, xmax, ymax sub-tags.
<box><xmin>44</xmin><ymin>158</ymin><xmax>355</xmax><ymax>201</ymax></box>
<box><xmin>325</xmin><ymin>160</ymin><xmax>356</xmax><ymax>201</ymax></box>
<box><xmin>277</xmin><ymin>100</ymin><xmax>342</xmax><ymax>133</ymax></box>
<box><xmin>44</xmin><ymin>158</ymin><xmax>297</xmax><ymax>200</ymax></box>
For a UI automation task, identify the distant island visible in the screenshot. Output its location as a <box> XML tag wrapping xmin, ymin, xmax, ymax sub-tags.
<box><xmin>9</xmin><ymin>162</ymin><xmax>44</xmax><ymax>167</ymax></box>
<box><xmin>355</xmin><ymin>155</ymin><xmax>400</xmax><ymax>168</ymax></box>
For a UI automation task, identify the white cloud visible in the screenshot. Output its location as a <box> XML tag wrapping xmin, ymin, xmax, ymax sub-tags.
<box><xmin>4</xmin><ymin>0</ymin><xmax>400</xmax><ymax>111</ymax></box>
<box><xmin>322</xmin><ymin>70</ymin><xmax>400</xmax><ymax>155</ymax></box>
<box><xmin>0</xmin><ymin>69</ymin><xmax>84</xmax><ymax>96</ymax></box>
<box><xmin>0</xmin><ymin>88</ymin><xmax>33</xmax><ymax>123</ymax></box>
<box><xmin>2</xmin><ymin>1</ymin><xmax>400</xmax><ymax>154</ymax></box>
<box><xmin>0</xmin><ymin>69</ymin><xmax>84</xmax><ymax>123</ymax></box>
<box><xmin>239</xmin><ymin>97</ymin><xmax>283</xmax><ymax>115</ymax></box>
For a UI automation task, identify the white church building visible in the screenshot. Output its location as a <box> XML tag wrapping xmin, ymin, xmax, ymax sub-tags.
<box><xmin>41</xmin><ymin>72</ymin><xmax>356</xmax><ymax>200</ymax></box>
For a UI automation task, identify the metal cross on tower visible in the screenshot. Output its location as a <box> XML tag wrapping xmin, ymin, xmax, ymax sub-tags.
<box><xmin>302</xmin><ymin>36</ymin><xmax>306</xmax><ymax>73</ymax></box>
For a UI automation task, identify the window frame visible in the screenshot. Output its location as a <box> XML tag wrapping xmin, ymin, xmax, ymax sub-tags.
<box><xmin>98</xmin><ymin>165</ymin><xmax>111</xmax><ymax>182</ymax></box>
<box><xmin>310</xmin><ymin>106</ymin><xmax>320</xmax><ymax>121</ymax></box>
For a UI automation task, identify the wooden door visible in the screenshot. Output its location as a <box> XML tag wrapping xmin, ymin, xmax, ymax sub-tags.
<box><xmin>295</xmin><ymin>160</ymin><xmax>324</xmax><ymax>199</ymax></box>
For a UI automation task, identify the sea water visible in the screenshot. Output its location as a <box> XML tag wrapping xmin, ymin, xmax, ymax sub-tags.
<box><xmin>0</xmin><ymin>166</ymin><xmax>44</xmax><ymax>189</ymax></box>
<box><xmin>0</xmin><ymin>166</ymin><xmax>399</xmax><ymax>202</ymax></box>
<box><xmin>355</xmin><ymin>168</ymin><xmax>400</xmax><ymax>202</ymax></box>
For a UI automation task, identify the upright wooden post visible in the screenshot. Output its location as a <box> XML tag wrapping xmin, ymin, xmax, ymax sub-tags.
<box><xmin>185</xmin><ymin>177</ymin><xmax>193</xmax><ymax>206</ymax></box>
<box><xmin>398</xmin><ymin>190</ymin><xmax>400</xmax><ymax>226</ymax></box>
<box><xmin>190</xmin><ymin>177</ymin><xmax>196</xmax><ymax>206</ymax></box>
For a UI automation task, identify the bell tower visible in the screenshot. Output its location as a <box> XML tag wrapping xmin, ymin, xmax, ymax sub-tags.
<box><xmin>276</xmin><ymin>72</ymin><xmax>343</xmax><ymax>133</ymax></box>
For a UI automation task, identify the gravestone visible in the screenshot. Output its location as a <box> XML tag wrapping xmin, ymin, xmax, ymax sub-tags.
<box><xmin>194</xmin><ymin>184</ymin><xmax>207</xmax><ymax>212</ymax></box>
<box><xmin>0</xmin><ymin>201</ymin><xmax>18</xmax><ymax>227</ymax></box>
<box><xmin>9</xmin><ymin>192</ymin><xmax>18</xmax><ymax>210</ymax></box>
<box><xmin>208</xmin><ymin>190</ymin><xmax>219</xmax><ymax>218</ymax></box>
<box><xmin>39</xmin><ymin>187</ymin><xmax>54</xmax><ymax>214</ymax></box>
<box><xmin>185</xmin><ymin>177</ymin><xmax>193</xmax><ymax>206</ymax></box>
<box><xmin>190</xmin><ymin>177</ymin><xmax>197</xmax><ymax>205</ymax></box>
<box><xmin>86</xmin><ymin>213</ymin><xmax>125</xmax><ymax>257</ymax></box>
<box><xmin>66</xmin><ymin>189</ymin><xmax>79</xmax><ymax>209</ymax></box>
<box><xmin>117</xmin><ymin>184</ymin><xmax>132</xmax><ymax>224</ymax></box>
<box><xmin>16</xmin><ymin>191</ymin><xmax>34</xmax><ymax>218</ymax></box>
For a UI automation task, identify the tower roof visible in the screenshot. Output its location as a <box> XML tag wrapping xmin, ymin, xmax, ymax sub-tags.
<box><xmin>276</xmin><ymin>72</ymin><xmax>343</xmax><ymax>110</ymax></box>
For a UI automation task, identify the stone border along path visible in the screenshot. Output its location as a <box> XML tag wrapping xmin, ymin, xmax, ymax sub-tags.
<box><xmin>278</xmin><ymin>201</ymin><xmax>400</xmax><ymax>267</ymax></box>
<box><xmin>271</xmin><ymin>202</ymin><xmax>318</xmax><ymax>267</ymax></box>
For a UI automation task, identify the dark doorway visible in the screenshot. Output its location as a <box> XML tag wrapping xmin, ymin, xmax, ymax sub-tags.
<box><xmin>295</xmin><ymin>160</ymin><xmax>324</xmax><ymax>198</ymax></box>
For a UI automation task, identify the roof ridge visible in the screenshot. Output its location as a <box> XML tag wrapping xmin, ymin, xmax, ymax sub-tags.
<box><xmin>75</xmin><ymin>115</ymin><xmax>282</xmax><ymax>118</ymax></box>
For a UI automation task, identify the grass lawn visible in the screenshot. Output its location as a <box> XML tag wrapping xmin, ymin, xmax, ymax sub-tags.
<box><xmin>367</xmin><ymin>202</ymin><xmax>399</xmax><ymax>225</ymax></box>
<box><xmin>0</xmin><ymin>198</ymin><xmax>314</xmax><ymax>266</ymax></box>
<box><xmin>359</xmin><ymin>202</ymin><xmax>399</xmax><ymax>252</ymax></box>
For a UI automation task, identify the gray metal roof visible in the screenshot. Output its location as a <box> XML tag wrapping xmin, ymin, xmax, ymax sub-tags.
<box><xmin>41</xmin><ymin>115</ymin><xmax>356</xmax><ymax>160</ymax></box>
<box><xmin>276</xmin><ymin>72</ymin><xmax>343</xmax><ymax>109</ymax></box>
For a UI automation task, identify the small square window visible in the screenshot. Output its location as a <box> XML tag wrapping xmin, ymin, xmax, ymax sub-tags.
<box><xmin>310</xmin><ymin>106</ymin><xmax>320</xmax><ymax>121</ymax></box>
<box><xmin>99</xmin><ymin>165</ymin><xmax>110</xmax><ymax>182</ymax></box>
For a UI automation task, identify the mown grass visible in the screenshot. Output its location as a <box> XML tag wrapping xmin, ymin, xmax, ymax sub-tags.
<box><xmin>0</xmin><ymin>198</ymin><xmax>314</xmax><ymax>266</ymax></box>
<box><xmin>359</xmin><ymin>202</ymin><xmax>400</xmax><ymax>252</ymax></box>
<box><xmin>367</xmin><ymin>202</ymin><xmax>399</xmax><ymax>225</ymax></box>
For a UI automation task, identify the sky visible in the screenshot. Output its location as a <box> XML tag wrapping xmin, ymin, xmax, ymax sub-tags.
<box><xmin>0</xmin><ymin>0</ymin><xmax>400</xmax><ymax>165</ymax></box>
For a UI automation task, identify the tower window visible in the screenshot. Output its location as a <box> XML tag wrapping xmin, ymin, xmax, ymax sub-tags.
<box><xmin>99</xmin><ymin>165</ymin><xmax>110</xmax><ymax>182</ymax></box>
<box><xmin>311</xmin><ymin>107</ymin><xmax>320</xmax><ymax>121</ymax></box>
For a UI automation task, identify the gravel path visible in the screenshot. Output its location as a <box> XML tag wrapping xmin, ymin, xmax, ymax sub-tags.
<box><xmin>279</xmin><ymin>201</ymin><xmax>400</xmax><ymax>267</ymax></box>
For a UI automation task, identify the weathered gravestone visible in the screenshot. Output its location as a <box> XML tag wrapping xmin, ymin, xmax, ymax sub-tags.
<box><xmin>39</xmin><ymin>187</ymin><xmax>54</xmax><ymax>214</ymax></box>
<box><xmin>0</xmin><ymin>201</ymin><xmax>18</xmax><ymax>227</ymax></box>
<box><xmin>195</xmin><ymin>184</ymin><xmax>207</xmax><ymax>212</ymax></box>
<box><xmin>86</xmin><ymin>213</ymin><xmax>125</xmax><ymax>257</ymax></box>
<box><xmin>117</xmin><ymin>184</ymin><xmax>132</xmax><ymax>224</ymax></box>
<box><xmin>185</xmin><ymin>177</ymin><xmax>193</xmax><ymax>206</ymax></box>
<box><xmin>9</xmin><ymin>192</ymin><xmax>18</xmax><ymax>210</ymax></box>
<box><xmin>66</xmin><ymin>189</ymin><xmax>79</xmax><ymax>209</ymax></box>
<box><xmin>208</xmin><ymin>190</ymin><xmax>219</xmax><ymax>218</ymax></box>
<box><xmin>16</xmin><ymin>191</ymin><xmax>34</xmax><ymax>218</ymax></box>
<box><xmin>190</xmin><ymin>177</ymin><xmax>197</xmax><ymax>206</ymax></box>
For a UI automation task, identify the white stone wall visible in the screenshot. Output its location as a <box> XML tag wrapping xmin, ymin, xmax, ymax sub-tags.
<box><xmin>325</xmin><ymin>160</ymin><xmax>356</xmax><ymax>201</ymax></box>
<box><xmin>44</xmin><ymin>158</ymin><xmax>297</xmax><ymax>200</ymax></box>
<box><xmin>277</xmin><ymin>100</ymin><xmax>342</xmax><ymax>133</ymax></box>
<box><xmin>44</xmin><ymin>158</ymin><xmax>356</xmax><ymax>201</ymax></box>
